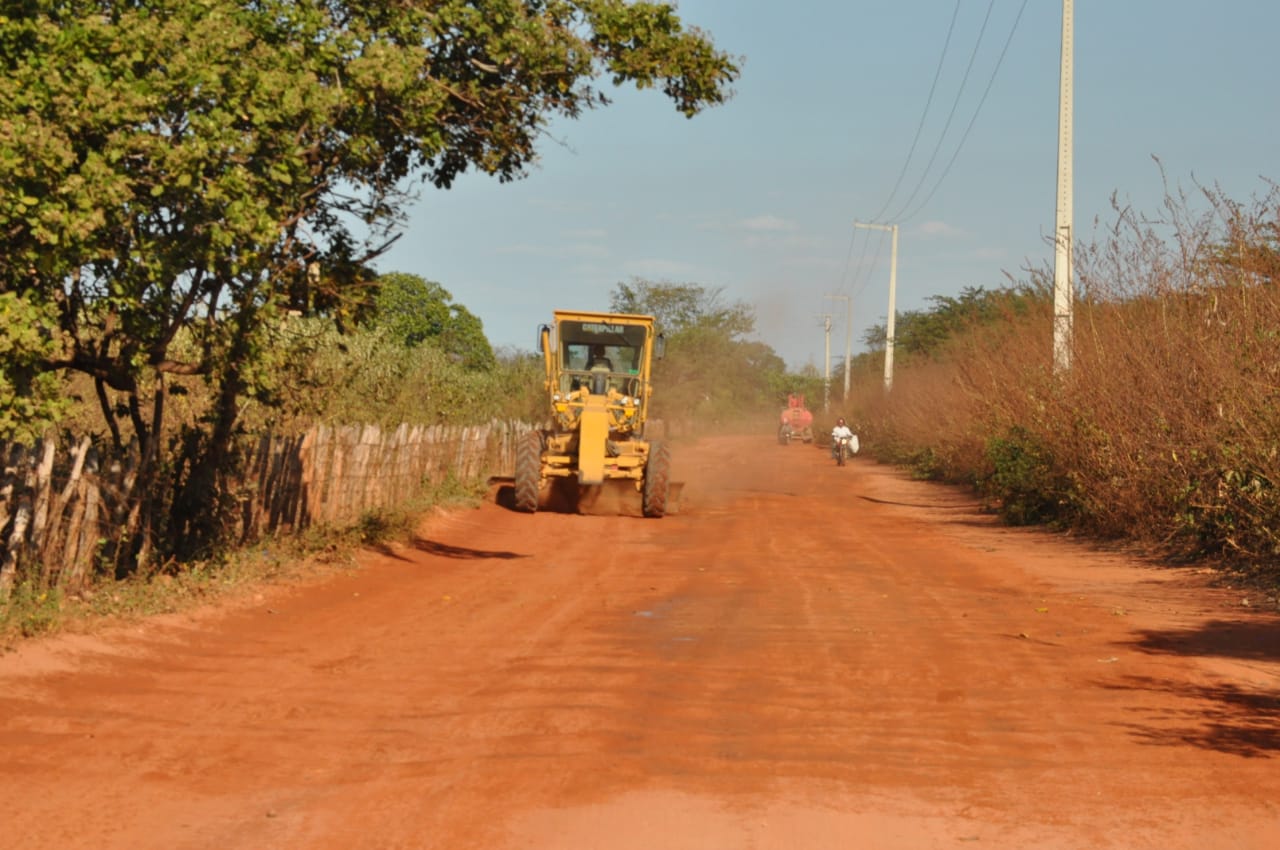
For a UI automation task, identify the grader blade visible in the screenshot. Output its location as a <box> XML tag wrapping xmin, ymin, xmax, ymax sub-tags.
<box><xmin>574</xmin><ymin>478</ymin><xmax>684</xmax><ymax>517</ymax></box>
<box><xmin>575</xmin><ymin>480</ymin><xmax>645</xmax><ymax>517</ymax></box>
<box><xmin>485</xmin><ymin>476</ymin><xmax>572</xmax><ymax>513</ymax></box>
<box><xmin>489</xmin><ymin>473</ymin><xmax>683</xmax><ymax>516</ymax></box>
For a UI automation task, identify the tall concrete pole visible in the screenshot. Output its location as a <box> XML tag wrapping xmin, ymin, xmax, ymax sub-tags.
<box><xmin>885</xmin><ymin>223</ymin><xmax>899</xmax><ymax>392</ymax></box>
<box><xmin>854</xmin><ymin>221</ymin><xmax>899</xmax><ymax>392</ymax></box>
<box><xmin>822</xmin><ymin>314</ymin><xmax>832</xmax><ymax>412</ymax></box>
<box><xmin>1053</xmin><ymin>0</ymin><xmax>1074</xmax><ymax>374</ymax></box>
<box><xmin>825</xmin><ymin>294</ymin><xmax>852</xmax><ymax>401</ymax></box>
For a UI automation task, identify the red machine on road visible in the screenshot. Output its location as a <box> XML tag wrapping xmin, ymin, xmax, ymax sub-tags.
<box><xmin>778</xmin><ymin>393</ymin><xmax>814</xmax><ymax>444</ymax></box>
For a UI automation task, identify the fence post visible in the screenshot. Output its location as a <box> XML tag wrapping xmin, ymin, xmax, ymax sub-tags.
<box><xmin>0</xmin><ymin>445</ymin><xmax>33</xmax><ymax>600</ymax></box>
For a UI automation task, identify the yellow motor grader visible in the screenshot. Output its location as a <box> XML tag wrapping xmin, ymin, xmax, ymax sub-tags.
<box><xmin>513</xmin><ymin>310</ymin><xmax>678</xmax><ymax>517</ymax></box>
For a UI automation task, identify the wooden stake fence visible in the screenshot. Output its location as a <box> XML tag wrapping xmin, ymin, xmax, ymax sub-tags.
<box><xmin>0</xmin><ymin>420</ymin><xmax>528</xmax><ymax>599</ymax></box>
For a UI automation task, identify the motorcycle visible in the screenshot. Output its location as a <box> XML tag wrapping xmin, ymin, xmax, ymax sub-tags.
<box><xmin>833</xmin><ymin>435</ymin><xmax>853</xmax><ymax>466</ymax></box>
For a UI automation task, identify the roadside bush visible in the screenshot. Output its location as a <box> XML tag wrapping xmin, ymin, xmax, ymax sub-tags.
<box><xmin>238</xmin><ymin>319</ymin><xmax>545</xmax><ymax>431</ymax></box>
<box><xmin>850</xmin><ymin>178</ymin><xmax>1280</xmax><ymax>574</ymax></box>
<box><xmin>981</xmin><ymin>426</ymin><xmax>1073</xmax><ymax>525</ymax></box>
<box><xmin>0</xmin><ymin>582</ymin><xmax>62</xmax><ymax>639</ymax></box>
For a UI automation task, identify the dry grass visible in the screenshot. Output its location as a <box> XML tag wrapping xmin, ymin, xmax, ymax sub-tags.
<box><xmin>853</xmin><ymin>179</ymin><xmax>1280</xmax><ymax>578</ymax></box>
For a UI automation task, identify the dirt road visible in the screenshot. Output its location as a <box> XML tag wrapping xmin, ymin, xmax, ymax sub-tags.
<box><xmin>2</xmin><ymin>435</ymin><xmax>1278</xmax><ymax>849</ymax></box>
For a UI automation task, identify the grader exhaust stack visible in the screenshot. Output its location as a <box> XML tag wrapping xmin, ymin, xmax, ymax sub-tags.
<box><xmin>510</xmin><ymin>310</ymin><xmax>680</xmax><ymax>517</ymax></box>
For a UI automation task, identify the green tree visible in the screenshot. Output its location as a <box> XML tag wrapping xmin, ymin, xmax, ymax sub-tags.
<box><xmin>0</xmin><ymin>292</ymin><xmax>68</xmax><ymax>442</ymax></box>
<box><xmin>372</xmin><ymin>273</ymin><xmax>495</xmax><ymax>370</ymax></box>
<box><xmin>0</xmin><ymin>1</ymin><xmax>739</xmax><ymax>565</ymax></box>
<box><xmin>609</xmin><ymin>279</ymin><xmax>788</xmax><ymax>424</ymax></box>
<box><xmin>862</xmin><ymin>285</ymin><xmax>1042</xmax><ymax>359</ymax></box>
<box><xmin>611</xmin><ymin>277</ymin><xmax>754</xmax><ymax>336</ymax></box>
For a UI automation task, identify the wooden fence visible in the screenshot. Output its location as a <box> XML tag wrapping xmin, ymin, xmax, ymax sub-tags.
<box><xmin>0</xmin><ymin>420</ymin><xmax>528</xmax><ymax>598</ymax></box>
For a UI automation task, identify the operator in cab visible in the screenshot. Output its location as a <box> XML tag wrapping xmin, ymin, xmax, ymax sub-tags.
<box><xmin>588</xmin><ymin>344</ymin><xmax>613</xmax><ymax>371</ymax></box>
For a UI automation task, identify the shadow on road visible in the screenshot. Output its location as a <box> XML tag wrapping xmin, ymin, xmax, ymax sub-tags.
<box><xmin>408</xmin><ymin>536</ymin><xmax>529</xmax><ymax>560</ymax></box>
<box><xmin>856</xmin><ymin>494</ymin><xmax>979</xmax><ymax>510</ymax></box>
<box><xmin>1132</xmin><ymin>619</ymin><xmax>1280</xmax><ymax>663</ymax></box>
<box><xmin>1103</xmin><ymin>617</ymin><xmax>1280</xmax><ymax>757</ymax></box>
<box><xmin>1104</xmin><ymin>676</ymin><xmax>1280</xmax><ymax>758</ymax></box>
<box><xmin>362</xmin><ymin>537</ymin><xmax>528</xmax><ymax>561</ymax></box>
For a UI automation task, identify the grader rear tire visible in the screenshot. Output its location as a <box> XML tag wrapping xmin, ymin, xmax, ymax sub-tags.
<box><xmin>514</xmin><ymin>431</ymin><xmax>543</xmax><ymax>513</ymax></box>
<box><xmin>642</xmin><ymin>442</ymin><xmax>672</xmax><ymax>518</ymax></box>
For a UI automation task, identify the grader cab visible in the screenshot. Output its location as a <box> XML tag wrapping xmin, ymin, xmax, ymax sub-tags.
<box><xmin>512</xmin><ymin>310</ymin><xmax>678</xmax><ymax>517</ymax></box>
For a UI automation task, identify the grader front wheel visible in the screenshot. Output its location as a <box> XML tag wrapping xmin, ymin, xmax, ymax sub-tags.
<box><xmin>642</xmin><ymin>442</ymin><xmax>672</xmax><ymax>518</ymax></box>
<box><xmin>514</xmin><ymin>431</ymin><xmax>543</xmax><ymax>513</ymax></box>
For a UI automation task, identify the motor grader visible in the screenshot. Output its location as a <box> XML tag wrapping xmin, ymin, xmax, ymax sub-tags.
<box><xmin>512</xmin><ymin>310</ymin><xmax>678</xmax><ymax>517</ymax></box>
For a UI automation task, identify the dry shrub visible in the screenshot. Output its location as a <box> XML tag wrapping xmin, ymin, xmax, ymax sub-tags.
<box><xmin>858</xmin><ymin>354</ymin><xmax>994</xmax><ymax>481</ymax></box>
<box><xmin>855</xmin><ymin>289</ymin><xmax>1056</xmax><ymax>491</ymax></box>
<box><xmin>859</xmin><ymin>177</ymin><xmax>1280</xmax><ymax>570</ymax></box>
<box><xmin>1061</xmin><ymin>182</ymin><xmax>1280</xmax><ymax>559</ymax></box>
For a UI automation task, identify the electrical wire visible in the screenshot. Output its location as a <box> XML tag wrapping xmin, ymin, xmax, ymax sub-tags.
<box><xmin>859</xmin><ymin>0</ymin><xmax>1031</xmax><ymax>228</ymax></box>
<box><xmin>831</xmin><ymin>0</ymin><xmax>1029</xmax><ymax>351</ymax></box>
<box><xmin>834</xmin><ymin>223</ymin><xmax>858</xmax><ymax>294</ymax></box>
<box><xmin>894</xmin><ymin>0</ymin><xmax>1031</xmax><ymax>224</ymax></box>
<box><xmin>824</xmin><ymin>225</ymin><xmax>888</xmax><ymax>352</ymax></box>
<box><xmin>883</xmin><ymin>0</ymin><xmax>999</xmax><ymax>223</ymax></box>
<box><xmin>836</xmin><ymin>0</ymin><xmax>969</xmax><ymax>341</ymax></box>
<box><xmin>866</xmin><ymin>0</ymin><xmax>963</xmax><ymax>224</ymax></box>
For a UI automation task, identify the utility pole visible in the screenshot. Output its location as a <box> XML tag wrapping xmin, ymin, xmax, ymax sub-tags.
<box><xmin>854</xmin><ymin>221</ymin><xmax>899</xmax><ymax>391</ymax></box>
<box><xmin>824</xmin><ymin>293</ymin><xmax>851</xmax><ymax>402</ymax></box>
<box><xmin>1053</xmin><ymin>0</ymin><xmax>1074</xmax><ymax>374</ymax></box>
<box><xmin>818</xmin><ymin>313</ymin><xmax>833</xmax><ymax>412</ymax></box>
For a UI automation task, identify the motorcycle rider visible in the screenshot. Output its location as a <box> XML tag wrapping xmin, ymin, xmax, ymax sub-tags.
<box><xmin>831</xmin><ymin>417</ymin><xmax>859</xmax><ymax>458</ymax></box>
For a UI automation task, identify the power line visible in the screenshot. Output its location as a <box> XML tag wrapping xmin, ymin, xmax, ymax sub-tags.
<box><xmin>884</xmin><ymin>0</ymin><xmax>999</xmax><ymax>223</ymax></box>
<box><xmin>849</xmin><ymin>221</ymin><xmax>891</xmax><ymax>294</ymax></box>
<box><xmin>858</xmin><ymin>0</ymin><xmax>1031</xmax><ymax>227</ymax></box>
<box><xmin>894</xmin><ymin>0</ymin><xmax>1032</xmax><ymax>223</ymax></box>
<box><xmin>830</xmin><ymin>0</ymin><xmax>1031</xmax><ymax>360</ymax></box>
<box><xmin>834</xmin><ymin>222</ymin><xmax>859</xmax><ymax>295</ymax></box>
<box><xmin>867</xmin><ymin>0</ymin><xmax>963</xmax><ymax>224</ymax></box>
<box><xmin>834</xmin><ymin>2</ymin><xmax>964</xmax><ymax>344</ymax></box>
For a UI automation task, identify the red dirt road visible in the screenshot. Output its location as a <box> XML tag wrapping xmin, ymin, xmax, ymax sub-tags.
<box><xmin>2</xmin><ymin>435</ymin><xmax>1278</xmax><ymax>849</ymax></box>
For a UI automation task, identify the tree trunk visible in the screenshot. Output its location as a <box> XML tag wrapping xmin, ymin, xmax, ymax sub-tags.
<box><xmin>169</xmin><ymin>312</ymin><xmax>252</xmax><ymax>560</ymax></box>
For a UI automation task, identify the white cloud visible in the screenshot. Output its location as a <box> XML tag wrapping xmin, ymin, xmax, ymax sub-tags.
<box><xmin>917</xmin><ymin>220</ymin><xmax>965</xmax><ymax>238</ymax></box>
<box><xmin>737</xmin><ymin>214</ymin><xmax>800</xmax><ymax>233</ymax></box>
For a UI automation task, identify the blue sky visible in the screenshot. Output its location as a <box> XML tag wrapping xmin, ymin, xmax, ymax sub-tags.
<box><xmin>376</xmin><ymin>1</ymin><xmax>1280</xmax><ymax>370</ymax></box>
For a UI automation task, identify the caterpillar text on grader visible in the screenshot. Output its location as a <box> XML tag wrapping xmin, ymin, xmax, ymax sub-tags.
<box><xmin>508</xmin><ymin>310</ymin><xmax>681</xmax><ymax>517</ymax></box>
